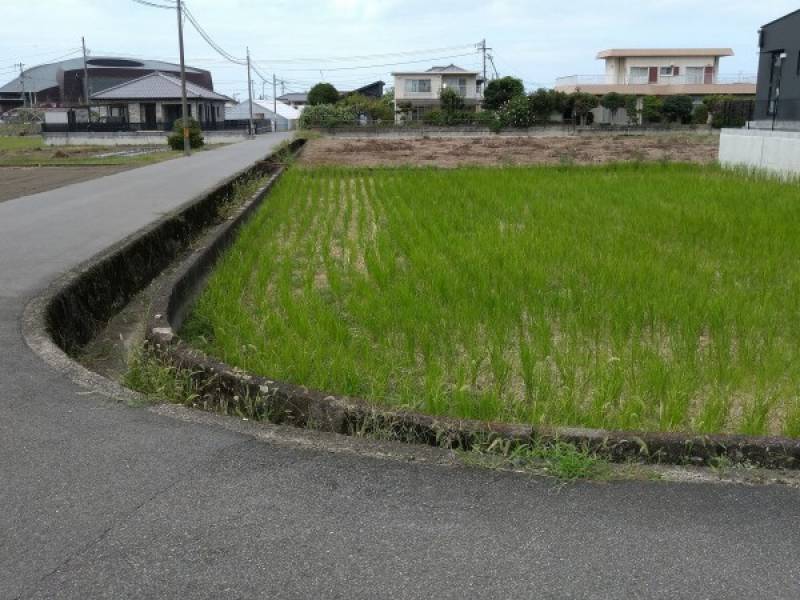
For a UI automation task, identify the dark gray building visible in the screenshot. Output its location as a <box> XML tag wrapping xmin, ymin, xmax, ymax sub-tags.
<box><xmin>755</xmin><ymin>10</ymin><xmax>800</xmax><ymax>123</ymax></box>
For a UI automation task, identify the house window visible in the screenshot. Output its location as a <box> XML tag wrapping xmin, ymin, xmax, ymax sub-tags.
<box><xmin>405</xmin><ymin>79</ymin><xmax>432</xmax><ymax>93</ymax></box>
<box><xmin>686</xmin><ymin>67</ymin><xmax>704</xmax><ymax>84</ymax></box>
<box><xmin>629</xmin><ymin>67</ymin><xmax>649</xmax><ymax>84</ymax></box>
<box><xmin>660</xmin><ymin>66</ymin><xmax>675</xmax><ymax>77</ymax></box>
<box><xmin>442</xmin><ymin>76</ymin><xmax>467</xmax><ymax>96</ymax></box>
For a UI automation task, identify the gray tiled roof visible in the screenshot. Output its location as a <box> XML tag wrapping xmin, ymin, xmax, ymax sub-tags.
<box><xmin>91</xmin><ymin>72</ymin><xmax>229</xmax><ymax>102</ymax></box>
<box><xmin>426</xmin><ymin>64</ymin><xmax>470</xmax><ymax>73</ymax></box>
<box><xmin>0</xmin><ymin>56</ymin><xmax>207</xmax><ymax>95</ymax></box>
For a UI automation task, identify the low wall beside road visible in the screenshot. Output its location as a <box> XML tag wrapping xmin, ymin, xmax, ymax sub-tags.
<box><xmin>719</xmin><ymin>128</ymin><xmax>800</xmax><ymax>178</ymax></box>
<box><xmin>43</xmin><ymin>129</ymin><xmax>250</xmax><ymax>147</ymax></box>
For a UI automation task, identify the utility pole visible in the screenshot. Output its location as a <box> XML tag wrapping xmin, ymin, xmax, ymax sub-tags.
<box><xmin>480</xmin><ymin>39</ymin><xmax>487</xmax><ymax>83</ymax></box>
<box><xmin>280</xmin><ymin>80</ymin><xmax>285</xmax><ymax>96</ymax></box>
<box><xmin>176</xmin><ymin>0</ymin><xmax>191</xmax><ymax>156</ymax></box>
<box><xmin>246</xmin><ymin>47</ymin><xmax>254</xmax><ymax>138</ymax></box>
<box><xmin>81</xmin><ymin>37</ymin><xmax>90</xmax><ymax>109</ymax></box>
<box><xmin>272</xmin><ymin>73</ymin><xmax>277</xmax><ymax>132</ymax></box>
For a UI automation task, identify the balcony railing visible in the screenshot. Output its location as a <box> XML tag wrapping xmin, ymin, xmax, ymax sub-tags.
<box><xmin>555</xmin><ymin>74</ymin><xmax>757</xmax><ymax>87</ymax></box>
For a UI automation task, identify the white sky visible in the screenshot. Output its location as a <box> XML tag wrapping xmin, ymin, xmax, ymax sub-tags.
<box><xmin>0</xmin><ymin>1</ymin><xmax>796</xmax><ymax>100</ymax></box>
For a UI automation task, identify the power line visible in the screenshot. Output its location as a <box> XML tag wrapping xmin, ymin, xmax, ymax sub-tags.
<box><xmin>254</xmin><ymin>51</ymin><xmax>479</xmax><ymax>73</ymax></box>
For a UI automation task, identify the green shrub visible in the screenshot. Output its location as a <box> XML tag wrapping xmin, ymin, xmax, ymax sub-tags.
<box><xmin>641</xmin><ymin>96</ymin><xmax>663</xmax><ymax>123</ymax></box>
<box><xmin>498</xmin><ymin>95</ymin><xmax>533</xmax><ymax>128</ymax></box>
<box><xmin>167</xmin><ymin>117</ymin><xmax>204</xmax><ymax>150</ymax></box>
<box><xmin>422</xmin><ymin>110</ymin><xmax>444</xmax><ymax>125</ymax></box>
<box><xmin>338</xmin><ymin>93</ymin><xmax>393</xmax><ymax>122</ymax></box>
<box><xmin>440</xmin><ymin>87</ymin><xmax>465</xmax><ymax>113</ymax></box>
<box><xmin>483</xmin><ymin>76</ymin><xmax>525</xmax><ymax>110</ymax></box>
<box><xmin>704</xmin><ymin>96</ymin><xmax>754</xmax><ymax>129</ymax></box>
<box><xmin>662</xmin><ymin>95</ymin><xmax>694</xmax><ymax>123</ymax></box>
<box><xmin>692</xmin><ymin>103</ymin><xmax>709</xmax><ymax>125</ymax></box>
<box><xmin>529</xmin><ymin>88</ymin><xmax>568</xmax><ymax>123</ymax></box>
<box><xmin>600</xmin><ymin>92</ymin><xmax>626</xmax><ymax>122</ymax></box>
<box><xmin>299</xmin><ymin>104</ymin><xmax>357</xmax><ymax>129</ymax></box>
<box><xmin>569</xmin><ymin>92</ymin><xmax>599</xmax><ymax>125</ymax></box>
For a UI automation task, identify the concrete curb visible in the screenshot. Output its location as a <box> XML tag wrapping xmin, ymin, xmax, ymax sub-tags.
<box><xmin>21</xmin><ymin>138</ymin><xmax>305</xmax><ymax>405</ymax></box>
<box><xmin>144</xmin><ymin>150</ymin><xmax>800</xmax><ymax>470</ymax></box>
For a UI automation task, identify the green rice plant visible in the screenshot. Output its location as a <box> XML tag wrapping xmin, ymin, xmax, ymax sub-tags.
<box><xmin>182</xmin><ymin>162</ymin><xmax>800</xmax><ymax>437</ymax></box>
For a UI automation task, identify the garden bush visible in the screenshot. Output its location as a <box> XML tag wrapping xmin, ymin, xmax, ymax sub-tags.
<box><xmin>167</xmin><ymin>117</ymin><xmax>204</xmax><ymax>150</ymax></box>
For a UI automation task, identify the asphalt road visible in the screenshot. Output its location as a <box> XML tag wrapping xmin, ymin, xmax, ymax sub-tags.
<box><xmin>1</xmin><ymin>134</ymin><xmax>799</xmax><ymax>599</ymax></box>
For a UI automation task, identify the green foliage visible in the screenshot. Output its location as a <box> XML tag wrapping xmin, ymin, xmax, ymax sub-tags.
<box><xmin>600</xmin><ymin>92</ymin><xmax>626</xmax><ymax>119</ymax></box>
<box><xmin>308</xmin><ymin>82</ymin><xmax>340</xmax><ymax>106</ymax></box>
<box><xmin>167</xmin><ymin>117</ymin><xmax>204</xmax><ymax>150</ymax></box>
<box><xmin>692</xmin><ymin>103</ymin><xmax>710</xmax><ymax>125</ymax></box>
<box><xmin>704</xmin><ymin>96</ymin><xmax>755</xmax><ymax>129</ymax></box>
<box><xmin>661</xmin><ymin>95</ymin><xmax>694</xmax><ymax>124</ymax></box>
<box><xmin>185</xmin><ymin>164</ymin><xmax>800</xmax><ymax>438</ymax></box>
<box><xmin>299</xmin><ymin>104</ymin><xmax>357</xmax><ymax>129</ymax></box>
<box><xmin>497</xmin><ymin>95</ymin><xmax>533</xmax><ymax>128</ymax></box>
<box><xmin>624</xmin><ymin>95</ymin><xmax>640</xmax><ymax>124</ymax></box>
<box><xmin>528</xmin><ymin>88</ymin><xmax>567</xmax><ymax>123</ymax></box>
<box><xmin>338</xmin><ymin>93</ymin><xmax>393</xmax><ymax>122</ymax></box>
<box><xmin>439</xmin><ymin>87</ymin><xmax>465</xmax><ymax>113</ymax></box>
<box><xmin>569</xmin><ymin>92</ymin><xmax>599</xmax><ymax>124</ymax></box>
<box><xmin>641</xmin><ymin>96</ymin><xmax>663</xmax><ymax>123</ymax></box>
<box><xmin>483</xmin><ymin>76</ymin><xmax>525</xmax><ymax>111</ymax></box>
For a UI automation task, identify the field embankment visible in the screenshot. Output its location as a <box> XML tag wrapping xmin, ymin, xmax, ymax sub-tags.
<box><xmin>299</xmin><ymin>134</ymin><xmax>719</xmax><ymax>168</ymax></box>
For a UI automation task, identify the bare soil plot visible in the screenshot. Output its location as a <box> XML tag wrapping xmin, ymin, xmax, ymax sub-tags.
<box><xmin>299</xmin><ymin>134</ymin><xmax>719</xmax><ymax>168</ymax></box>
<box><xmin>0</xmin><ymin>166</ymin><xmax>135</xmax><ymax>202</ymax></box>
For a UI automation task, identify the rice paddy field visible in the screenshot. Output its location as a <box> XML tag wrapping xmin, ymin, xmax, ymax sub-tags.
<box><xmin>183</xmin><ymin>163</ymin><xmax>800</xmax><ymax>437</ymax></box>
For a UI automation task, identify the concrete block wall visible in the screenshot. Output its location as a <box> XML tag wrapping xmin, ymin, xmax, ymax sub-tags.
<box><xmin>719</xmin><ymin>129</ymin><xmax>800</xmax><ymax>178</ymax></box>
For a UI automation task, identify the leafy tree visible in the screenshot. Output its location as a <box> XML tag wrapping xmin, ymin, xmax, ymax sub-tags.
<box><xmin>498</xmin><ymin>95</ymin><xmax>533</xmax><ymax>128</ymax></box>
<box><xmin>569</xmin><ymin>92</ymin><xmax>599</xmax><ymax>125</ymax></box>
<box><xmin>338</xmin><ymin>93</ymin><xmax>393</xmax><ymax>122</ymax></box>
<box><xmin>529</xmin><ymin>88</ymin><xmax>567</xmax><ymax>123</ymax></box>
<box><xmin>299</xmin><ymin>104</ymin><xmax>357</xmax><ymax>129</ymax></box>
<box><xmin>692</xmin><ymin>103</ymin><xmax>709</xmax><ymax>125</ymax></box>
<box><xmin>483</xmin><ymin>76</ymin><xmax>525</xmax><ymax>110</ymax></box>
<box><xmin>600</xmin><ymin>92</ymin><xmax>626</xmax><ymax>122</ymax></box>
<box><xmin>440</xmin><ymin>87</ymin><xmax>465</xmax><ymax>114</ymax></box>
<box><xmin>167</xmin><ymin>117</ymin><xmax>203</xmax><ymax>150</ymax></box>
<box><xmin>308</xmin><ymin>82</ymin><xmax>340</xmax><ymax>106</ymax></box>
<box><xmin>641</xmin><ymin>95</ymin><xmax>663</xmax><ymax>123</ymax></box>
<box><xmin>661</xmin><ymin>95</ymin><xmax>694</xmax><ymax>123</ymax></box>
<box><xmin>624</xmin><ymin>95</ymin><xmax>640</xmax><ymax>125</ymax></box>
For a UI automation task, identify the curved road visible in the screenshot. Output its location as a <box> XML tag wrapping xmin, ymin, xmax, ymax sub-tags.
<box><xmin>1</xmin><ymin>134</ymin><xmax>799</xmax><ymax>599</ymax></box>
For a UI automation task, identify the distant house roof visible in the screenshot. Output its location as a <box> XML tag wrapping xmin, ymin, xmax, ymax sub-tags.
<box><xmin>91</xmin><ymin>72</ymin><xmax>229</xmax><ymax>102</ymax></box>
<box><xmin>391</xmin><ymin>64</ymin><xmax>481</xmax><ymax>76</ymax></box>
<box><xmin>277</xmin><ymin>92</ymin><xmax>308</xmax><ymax>103</ymax></box>
<box><xmin>0</xmin><ymin>56</ymin><xmax>208</xmax><ymax>95</ymax></box>
<box><xmin>225</xmin><ymin>99</ymin><xmax>301</xmax><ymax>121</ymax></box>
<box><xmin>596</xmin><ymin>48</ymin><xmax>734</xmax><ymax>59</ymax></box>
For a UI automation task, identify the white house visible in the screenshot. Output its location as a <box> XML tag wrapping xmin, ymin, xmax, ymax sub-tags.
<box><xmin>392</xmin><ymin>64</ymin><xmax>484</xmax><ymax>122</ymax></box>
<box><xmin>225</xmin><ymin>99</ymin><xmax>301</xmax><ymax>131</ymax></box>
<box><xmin>555</xmin><ymin>49</ymin><xmax>756</xmax><ymax>123</ymax></box>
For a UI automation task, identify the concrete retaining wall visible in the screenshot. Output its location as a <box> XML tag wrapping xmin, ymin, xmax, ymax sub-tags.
<box><xmin>719</xmin><ymin>128</ymin><xmax>800</xmax><ymax>178</ymax></box>
<box><xmin>43</xmin><ymin>130</ymin><xmax>250</xmax><ymax>147</ymax></box>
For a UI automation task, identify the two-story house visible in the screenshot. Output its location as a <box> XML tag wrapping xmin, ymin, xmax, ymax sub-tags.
<box><xmin>392</xmin><ymin>65</ymin><xmax>483</xmax><ymax>122</ymax></box>
<box><xmin>555</xmin><ymin>49</ymin><xmax>756</xmax><ymax>123</ymax></box>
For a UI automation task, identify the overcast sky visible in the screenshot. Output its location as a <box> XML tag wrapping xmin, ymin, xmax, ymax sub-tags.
<box><xmin>1</xmin><ymin>1</ymin><xmax>796</xmax><ymax>100</ymax></box>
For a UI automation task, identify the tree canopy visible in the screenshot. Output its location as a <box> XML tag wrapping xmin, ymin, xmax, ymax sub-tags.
<box><xmin>308</xmin><ymin>82</ymin><xmax>340</xmax><ymax>106</ymax></box>
<box><xmin>483</xmin><ymin>76</ymin><xmax>525</xmax><ymax>110</ymax></box>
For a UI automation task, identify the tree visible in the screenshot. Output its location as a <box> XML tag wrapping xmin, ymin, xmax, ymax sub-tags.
<box><xmin>528</xmin><ymin>88</ymin><xmax>567</xmax><ymax>123</ymax></box>
<box><xmin>440</xmin><ymin>87</ymin><xmax>465</xmax><ymax>114</ymax></box>
<box><xmin>308</xmin><ymin>82</ymin><xmax>339</xmax><ymax>106</ymax></box>
<box><xmin>624</xmin><ymin>95</ymin><xmax>640</xmax><ymax>125</ymax></box>
<box><xmin>600</xmin><ymin>92</ymin><xmax>626</xmax><ymax>122</ymax></box>
<box><xmin>299</xmin><ymin>104</ymin><xmax>357</xmax><ymax>129</ymax></box>
<box><xmin>570</xmin><ymin>92</ymin><xmax>599</xmax><ymax>125</ymax></box>
<box><xmin>641</xmin><ymin>95</ymin><xmax>663</xmax><ymax>123</ymax></box>
<box><xmin>483</xmin><ymin>76</ymin><xmax>525</xmax><ymax>110</ymax></box>
<box><xmin>498</xmin><ymin>95</ymin><xmax>533</xmax><ymax>128</ymax></box>
<box><xmin>661</xmin><ymin>95</ymin><xmax>694</xmax><ymax>123</ymax></box>
<box><xmin>338</xmin><ymin>93</ymin><xmax>393</xmax><ymax>122</ymax></box>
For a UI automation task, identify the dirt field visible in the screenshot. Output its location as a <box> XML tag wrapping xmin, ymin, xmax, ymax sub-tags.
<box><xmin>298</xmin><ymin>134</ymin><xmax>719</xmax><ymax>168</ymax></box>
<box><xmin>0</xmin><ymin>166</ymin><xmax>132</xmax><ymax>202</ymax></box>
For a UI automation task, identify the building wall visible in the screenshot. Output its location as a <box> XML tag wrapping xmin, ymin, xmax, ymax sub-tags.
<box><xmin>755</xmin><ymin>11</ymin><xmax>800</xmax><ymax>121</ymax></box>
<box><xmin>720</xmin><ymin>128</ymin><xmax>800</xmax><ymax>177</ymax></box>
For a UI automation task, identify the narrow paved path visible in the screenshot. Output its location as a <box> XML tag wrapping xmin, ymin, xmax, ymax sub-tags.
<box><xmin>1</xmin><ymin>134</ymin><xmax>798</xmax><ymax>599</ymax></box>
